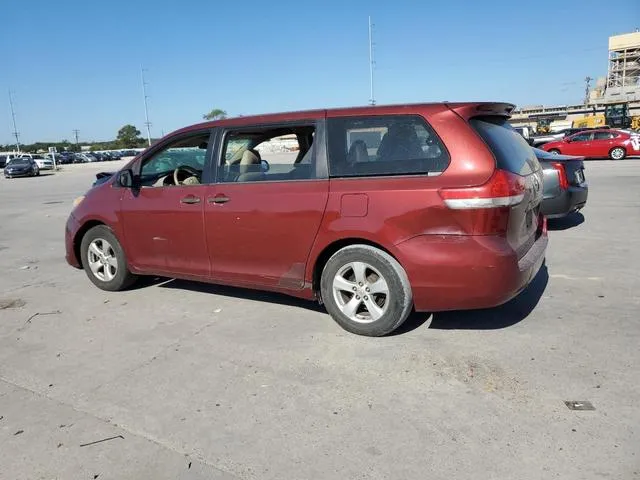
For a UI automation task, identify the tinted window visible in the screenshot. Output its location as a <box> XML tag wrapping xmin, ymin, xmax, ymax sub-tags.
<box><xmin>9</xmin><ymin>158</ymin><xmax>30</xmax><ymax>165</ymax></box>
<box><xmin>570</xmin><ymin>132</ymin><xmax>592</xmax><ymax>142</ymax></box>
<box><xmin>219</xmin><ymin>125</ymin><xmax>316</xmax><ymax>183</ymax></box>
<box><xmin>470</xmin><ymin>117</ymin><xmax>539</xmax><ymax>175</ymax></box>
<box><xmin>594</xmin><ymin>131</ymin><xmax>614</xmax><ymax>140</ymax></box>
<box><xmin>327</xmin><ymin>115</ymin><xmax>449</xmax><ymax>177</ymax></box>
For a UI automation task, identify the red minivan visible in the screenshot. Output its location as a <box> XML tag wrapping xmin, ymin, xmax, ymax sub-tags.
<box><xmin>66</xmin><ymin>103</ymin><xmax>547</xmax><ymax>336</ymax></box>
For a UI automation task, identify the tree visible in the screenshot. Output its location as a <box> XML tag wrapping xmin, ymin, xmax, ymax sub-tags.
<box><xmin>203</xmin><ymin>108</ymin><xmax>227</xmax><ymax>121</ymax></box>
<box><xmin>116</xmin><ymin>125</ymin><xmax>142</xmax><ymax>148</ymax></box>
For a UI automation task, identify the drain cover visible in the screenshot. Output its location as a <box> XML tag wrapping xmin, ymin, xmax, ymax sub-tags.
<box><xmin>43</xmin><ymin>201</ymin><xmax>64</xmax><ymax>205</ymax></box>
<box><xmin>565</xmin><ymin>401</ymin><xmax>595</xmax><ymax>411</ymax></box>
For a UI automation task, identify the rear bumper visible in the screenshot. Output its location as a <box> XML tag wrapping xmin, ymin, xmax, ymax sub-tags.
<box><xmin>541</xmin><ymin>185</ymin><xmax>588</xmax><ymax>219</ymax></box>
<box><xmin>395</xmin><ymin>228</ymin><xmax>548</xmax><ymax>312</ymax></box>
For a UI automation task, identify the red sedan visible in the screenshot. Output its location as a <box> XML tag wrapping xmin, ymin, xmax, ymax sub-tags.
<box><xmin>541</xmin><ymin>129</ymin><xmax>640</xmax><ymax>160</ymax></box>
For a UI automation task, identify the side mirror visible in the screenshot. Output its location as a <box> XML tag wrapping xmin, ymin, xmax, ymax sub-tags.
<box><xmin>118</xmin><ymin>169</ymin><xmax>136</xmax><ymax>188</ymax></box>
<box><xmin>564</xmin><ymin>137</ymin><xmax>571</xmax><ymax>143</ymax></box>
<box><xmin>260</xmin><ymin>159</ymin><xmax>270</xmax><ymax>172</ymax></box>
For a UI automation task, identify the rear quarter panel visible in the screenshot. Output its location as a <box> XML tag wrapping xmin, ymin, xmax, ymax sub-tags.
<box><xmin>305</xmin><ymin>105</ymin><xmax>496</xmax><ymax>285</ymax></box>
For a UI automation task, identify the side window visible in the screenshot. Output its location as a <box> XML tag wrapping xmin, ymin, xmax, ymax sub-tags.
<box><xmin>327</xmin><ymin>115</ymin><xmax>449</xmax><ymax>178</ymax></box>
<box><xmin>571</xmin><ymin>132</ymin><xmax>592</xmax><ymax>142</ymax></box>
<box><xmin>140</xmin><ymin>132</ymin><xmax>210</xmax><ymax>187</ymax></box>
<box><xmin>219</xmin><ymin>125</ymin><xmax>316</xmax><ymax>183</ymax></box>
<box><xmin>594</xmin><ymin>132</ymin><xmax>610</xmax><ymax>140</ymax></box>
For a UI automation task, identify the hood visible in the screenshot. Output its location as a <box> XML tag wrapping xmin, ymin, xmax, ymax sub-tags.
<box><xmin>6</xmin><ymin>163</ymin><xmax>31</xmax><ymax>170</ymax></box>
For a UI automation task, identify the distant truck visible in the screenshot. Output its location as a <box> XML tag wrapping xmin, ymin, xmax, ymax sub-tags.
<box><xmin>513</xmin><ymin>126</ymin><xmax>535</xmax><ymax>145</ymax></box>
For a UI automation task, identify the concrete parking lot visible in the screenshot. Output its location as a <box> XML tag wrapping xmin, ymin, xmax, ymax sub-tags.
<box><xmin>0</xmin><ymin>160</ymin><xmax>638</xmax><ymax>479</ymax></box>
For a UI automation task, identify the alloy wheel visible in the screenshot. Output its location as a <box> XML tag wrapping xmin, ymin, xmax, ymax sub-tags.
<box><xmin>611</xmin><ymin>148</ymin><xmax>624</xmax><ymax>160</ymax></box>
<box><xmin>87</xmin><ymin>238</ymin><xmax>118</xmax><ymax>282</ymax></box>
<box><xmin>332</xmin><ymin>261</ymin><xmax>390</xmax><ymax>323</ymax></box>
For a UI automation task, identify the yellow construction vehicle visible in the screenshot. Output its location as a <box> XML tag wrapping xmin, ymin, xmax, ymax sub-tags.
<box><xmin>573</xmin><ymin>114</ymin><xmax>607</xmax><ymax>129</ymax></box>
<box><xmin>536</xmin><ymin>118</ymin><xmax>551</xmax><ymax>134</ymax></box>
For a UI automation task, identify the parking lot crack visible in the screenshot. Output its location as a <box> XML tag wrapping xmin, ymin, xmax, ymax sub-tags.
<box><xmin>88</xmin><ymin>318</ymin><xmax>219</xmax><ymax>395</ymax></box>
<box><xmin>0</xmin><ymin>376</ymin><xmax>242</xmax><ymax>480</ymax></box>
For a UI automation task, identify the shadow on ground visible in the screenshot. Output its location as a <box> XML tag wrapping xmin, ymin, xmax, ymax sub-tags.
<box><xmin>424</xmin><ymin>264</ymin><xmax>549</xmax><ymax>331</ymax></box>
<box><xmin>155</xmin><ymin>277</ymin><xmax>324</xmax><ymax>313</ymax></box>
<box><xmin>136</xmin><ymin>264</ymin><xmax>548</xmax><ymax>335</ymax></box>
<box><xmin>548</xmin><ymin>211</ymin><xmax>584</xmax><ymax>231</ymax></box>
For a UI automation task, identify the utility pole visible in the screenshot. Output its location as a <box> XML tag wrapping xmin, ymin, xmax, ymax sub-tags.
<box><xmin>140</xmin><ymin>65</ymin><xmax>152</xmax><ymax>146</ymax></box>
<box><xmin>73</xmin><ymin>129</ymin><xmax>80</xmax><ymax>151</ymax></box>
<box><xmin>368</xmin><ymin>16</ymin><xmax>376</xmax><ymax>106</ymax></box>
<box><xmin>8</xmin><ymin>89</ymin><xmax>20</xmax><ymax>152</ymax></box>
<box><xmin>584</xmin><ymin>76</ymin><xmax>593</xmax><ymax>105</ymax></box>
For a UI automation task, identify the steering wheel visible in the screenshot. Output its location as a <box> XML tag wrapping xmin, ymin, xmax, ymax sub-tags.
<box><xmin>173</xmin><ymin>165</ymin><xmax>200</xmax><ymax>185</ymax></box>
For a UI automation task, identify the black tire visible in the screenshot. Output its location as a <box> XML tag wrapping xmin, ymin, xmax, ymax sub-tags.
<box><xmin>609</xmin><ymin>147</ymin><xmax>626</xmax><ymax>160</ymax></box>
<box><xmin>80</xmin><ymin>225</ymin><xmax>136</xmax><ymax>291</ymax></box>
<box><xmin>548</xmin><ymin>149</ymin><xmax>560</xmax><ymax>155</ymax></box>
<box><xmin>320</xmin><ymin>244</ymin><xmax>413</xmax><ymax>336</ymax></box>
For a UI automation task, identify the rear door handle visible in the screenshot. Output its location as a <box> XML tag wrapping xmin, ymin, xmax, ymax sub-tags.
<box><xmin>180</xmin><ymin>196</ymin><xmax>201</xmax><ymax>204</ymax></box>
<box><xmin>208</xmin><ymin>195</ymin><xmax>230</xmax><ymax>204</ymax></box>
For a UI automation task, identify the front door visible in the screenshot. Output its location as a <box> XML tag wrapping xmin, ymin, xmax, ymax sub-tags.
<box><xmin>120</xmin><ymin>131</ymin><xmax>213</xmax><ymax>277</ymax></box>
<box><xmin>563</xmin><ymin>131</ymin><xmax>593</xmax><ymax>156</ymax></box>
<box><xmin>204</xmin><ymin>122</ymin><xmax>329</xmax><ymax>289</ymax></box>
<box><xmin>591</xmin><ymin>131</ymin><xmax>616</xmax><ymax>157</ymax></box>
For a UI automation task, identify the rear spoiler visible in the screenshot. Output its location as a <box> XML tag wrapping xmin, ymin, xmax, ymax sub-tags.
<box><xmin>445</xmin><ymin>102</ymin><xmax>516</xmax><ymax>120</ymax></box>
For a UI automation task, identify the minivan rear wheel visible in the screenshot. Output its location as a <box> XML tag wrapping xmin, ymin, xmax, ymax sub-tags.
<box><xmin>320</xmin><ymin>245</ymin><xmax>413</xmax><ymax>336</ymax></box>
<box><xmin>80</xmin><ymin>225</ymin><xmax>136</xmax><ymax>291</ymax></box>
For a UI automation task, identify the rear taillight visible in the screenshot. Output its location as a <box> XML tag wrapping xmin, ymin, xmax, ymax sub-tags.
<box><xmin>439</xmin><ymin>169</ymin><xmax>526</xmax><ymax>209</ymax></box>
<box><xmin>550</xmin><ymin>162</ymin><xmax>569</xmax><ymax>190</ymax></box>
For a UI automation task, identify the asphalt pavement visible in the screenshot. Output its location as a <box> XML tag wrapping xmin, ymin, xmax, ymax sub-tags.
<box><xmin>0</xmin><ymin>160</ymin><xmax>638</xmax><ymax>479</ymax></box>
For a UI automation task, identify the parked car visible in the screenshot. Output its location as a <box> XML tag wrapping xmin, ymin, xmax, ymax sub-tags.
<box><xmin>514</xmin><ymin>126</ymin><xmax>535</xmax><ymax>145</ymax></box>
<box><xmin>531</xmin><ymin>126</ymin><xmax>611</xmax><ymax>148</ymax></box>
<box><xmin>541</xmin><ymin>129</ymin><xmax>640</xmax><ymax>160</ymax></box>
<box><xmin>65</xmin><ymin>102</ymin><xmax>548</xmax><ymax>337</ymax></box>
<box><xmin>19</xmin><ymin>153</ymin><xmax>53</xmax><ymax>170</ymax></box>
<box><xmin>4</xmin><ymin>157</ymin><xmax>40</xmax><ymax>178</ymax></box>
<box><xmin>0</xmin><ymin>154</ymin><xmax>17</xmax><ymax>168</ymax></box>
<box><xmin>533</xmin><ymin>148</ymin><xmax>588</xmax><ymax>218</ymax></box>
<box><xmin>56</xmin><ymin>152</ymin><xmax>75</xmax><ymax>164</ymax></box>
<box><xmin>74</xmin><ymin>153</ymin><xmax>99</xmax><ymax>163</ymax></box>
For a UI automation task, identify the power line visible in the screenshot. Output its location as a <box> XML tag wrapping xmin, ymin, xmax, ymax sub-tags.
<box><xmin>368</xmin><ymin>16</ymin><xmax>376</xmax><ymax>106</ymax></box>
<box><xmin>8</xmin><ymin>89</ymin><xmax>20</xmax><ymax>152</ymax></box>
<box><xmin>140</xmin><ymin>65</ymin><xmax>152</xmax><ymax>146</ymax></box>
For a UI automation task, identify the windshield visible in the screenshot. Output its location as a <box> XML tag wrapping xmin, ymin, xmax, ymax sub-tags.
<box><xmin>9</xmin><ymin>158</ymin><xmax>29</xmax><ymax>166</ymax></box>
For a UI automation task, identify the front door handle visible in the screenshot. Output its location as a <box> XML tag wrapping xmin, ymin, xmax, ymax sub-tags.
<box><xmin>208</xmin><ymin>195</ymin><xmax>230</xmax><ymax>204</ymax></box>
<box><xmin>180</xmin><ymin>196</ymin><xmax>201</xmax><ymax>204</ymax></box>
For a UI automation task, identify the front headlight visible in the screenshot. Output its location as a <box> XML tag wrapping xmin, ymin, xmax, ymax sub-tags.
<box><xmin>72</xmin><ymin>195</ymin><xmax>85</xmax><ymax>208</ymax></box>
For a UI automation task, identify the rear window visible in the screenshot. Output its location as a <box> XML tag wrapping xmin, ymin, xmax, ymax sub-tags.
<box><xmin>327</xmin><ymin>115</ymin><xmax>450</xmax><ymax>177</ymax></box>
<box><xmin>470</xmin><ymin>117</ymin><xmax>539</xmax><ymax>175</ymax></box>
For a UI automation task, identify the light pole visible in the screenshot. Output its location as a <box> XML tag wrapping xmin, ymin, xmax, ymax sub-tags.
<box><xmin>140</xmin><ymin>65</ymin><xmax>152</xmax><ymax>146</ymax></box>
<box><xmin>8</xmin><ymin>89</ymin><xmax>20</xmax><ymax>152</ymax></box>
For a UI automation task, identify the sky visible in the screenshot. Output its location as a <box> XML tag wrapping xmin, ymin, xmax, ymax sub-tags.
<box><xmin>1</xmin><ymin>0</ymin><xmax>639</xmax><ymax>144</ymax></box>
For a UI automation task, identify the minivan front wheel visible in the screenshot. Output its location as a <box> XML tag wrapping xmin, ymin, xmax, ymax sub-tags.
<box><xmin>80</xmin><ymin>225</ymin><xmax>136</xmax><ymax>291</ymax></box>
<box><xmin>320</xmin><ymin>245</ymin><xmax>413</xmax><ymax>336</ymax></box>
